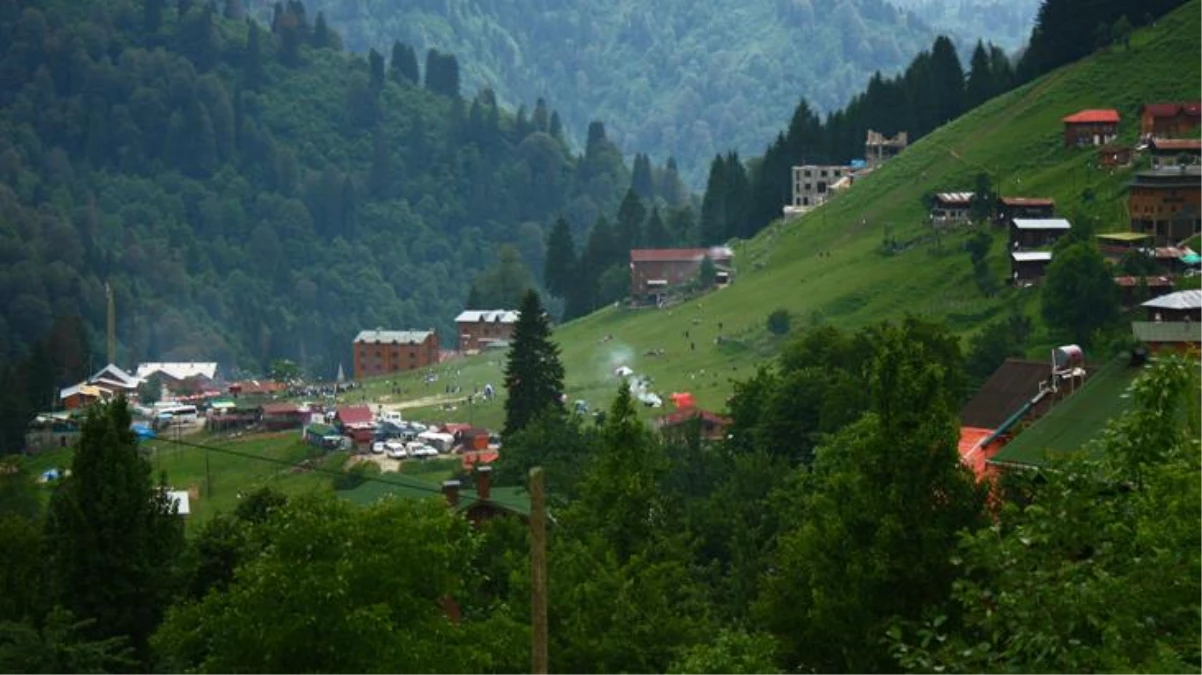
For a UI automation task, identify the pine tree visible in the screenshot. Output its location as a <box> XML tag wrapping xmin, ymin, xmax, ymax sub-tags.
<box><xmin>368</xmin><ymin>48</ymin><xmax>385</xmax><ymax>91</ymax></box>
<box><xmin>645</xmin><ymin>206</ymin><xmax>672</xmax><ymax>247</ymax></box>
<box><xmin>503</xmin><ymin>290</ymin><xmax>564</xmax><ymax>438</ymax></box>
<box><xmin>615</xmin><ymin>188</ymin><xmax>646</xmax><ymax>253</ymax></box>
<box><xmin>630</xmin><ymin>153</ymin><xmax>654</xmax><ymax>200</ymax></box>
<box><xmin>930</xmin><ymin>35</ymin><xmax>965</xmax><ymax>127</ymax></box>
<box><xmin>43</xmin><ymin>399</ymin><xmax>185</xmax><ymax>666</ymax></box>
<box><xmin>700</xmin><ymin>154</ymin><xmax>728</xmax><ymax>245</ymax></box>
<box><xmin>312</xmin><ymin>11</ymin><xmax>330</xmax><ymax>49</ymax></box>
<box><xmin>390</xmin><ymin>41</ymin><xmax>419</xmax><ymax>85</ymax></box>
<box><xmin>245</xmin><ymin>23</ymin><xmax>263</xmax><ymax>90</ymax></box>
<box><xmin>965</xmin><ymin>40</ymin><xmax>993</xmax><ymax>110</ymax></box>
<box><xmin>549</xmin><ymin>110</ymin><xmax>564</xmax><ymax>141</ymax></box>
<box><xmin>532</xmin><ymin>97</ymin><xmax>550</xmax><ymax>133</ymax></box>
<box><xmin>544</xmin><ymin>216</ymin><xmax>576</xmax><ymax>298</ymax></box>
<box><xmin>367</xmin><ymin>126</ymin><xmax>392</xmax><ymax>198</ymax></box>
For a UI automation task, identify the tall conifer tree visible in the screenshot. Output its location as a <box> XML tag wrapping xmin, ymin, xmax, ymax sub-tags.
<box><xmin>503</xmin><ymin>290</ymin><xmax>564</xmax><ymax>438</ymax></box>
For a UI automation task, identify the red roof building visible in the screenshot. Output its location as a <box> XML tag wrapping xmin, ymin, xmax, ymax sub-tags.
<box><xmin>334</xmin><ymin>405</ymin><xmax>374</xmax><ymax>427</ymax></box>
<box><xmin>629</xmin><ymin>247</ymin><xmax>734</xmax><ymax>305</ymax></box>
<box><xmin>1140</xmin><ymin>101</ymin><xmax>1201</xmax><ymax>138</ymax></box>
<box><xmin>1062</xmin><ymin>109</ymin><xmax>1120</xmax><ymax>147</ymax></box>
<box><xmin>654</xmin><ymin>408</ymin><xmax>732</xmax><ymax>441</ymax></box>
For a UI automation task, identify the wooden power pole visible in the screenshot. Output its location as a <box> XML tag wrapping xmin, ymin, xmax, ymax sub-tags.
<box><xmin>529</xmin><ymin>466</ymin><xmax>548</xmax><ymax>674</ymax></box>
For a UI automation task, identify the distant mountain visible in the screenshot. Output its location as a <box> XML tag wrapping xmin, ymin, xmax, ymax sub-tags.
<box><xmin>279</xmin><ymin>0</ymin><xmax>944</xmax><ymax>186</ymax></box>
<box><xmin>889</xmin><ymin>0</ymin><xmax>1041</xmax><ymax>51</ymax></box>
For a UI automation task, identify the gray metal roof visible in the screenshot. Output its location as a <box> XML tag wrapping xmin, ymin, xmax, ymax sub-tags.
<box><xmin>1140</xmin><ymin>289</ymin><xmax>1202</xmax><ymax>311</ymax></box>
<box><xmin>354</xmin><ymin>329</ymin><xmax>435</xmax><ymax>344</ymax></box>
<box><xmin>455</xmin><ymin>310</ymin><xmax>519</xmax><ymax>324</ymax></box>
<box><xmin>1011</xmin><ymin>251</ymin><xmax>1053</xmax><ymax>262</ymax></box>
<box><xmin>1012</xmin><ymin>218</ymin><xmax>1072</xmax><ymax>230</ymax></box>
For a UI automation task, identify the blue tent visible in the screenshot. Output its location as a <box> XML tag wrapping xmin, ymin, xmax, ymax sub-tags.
<box><xmin>131</xmin><ymin>423</ymin><xmax>157</xmax><ymax>439</ymax></box>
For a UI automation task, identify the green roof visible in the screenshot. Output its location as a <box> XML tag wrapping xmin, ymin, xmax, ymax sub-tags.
<box><xmin>340</xmin><ymin>477</ymin><xmax>531</xmax><ymax>516</ymax></box>
<box><xmin>1132</xmin><ymin>321</ymin><xmax>1200</xmax><ymax>344</ymax></box>
<box><xmin>1096</xmin><ymin>232</ymin><xmax>1152</xmax><ymax>242</ymax></box>
<box><xmin>989</xmin><ymin>358</ymin><xmax>1143</xmax><ymax>469</ymax></box>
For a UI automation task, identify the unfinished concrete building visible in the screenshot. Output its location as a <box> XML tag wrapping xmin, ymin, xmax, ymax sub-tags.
<box><xmin>865</xmin><ymin>129</ymin><xmax>908</xmax><ymax>167</ymax></box>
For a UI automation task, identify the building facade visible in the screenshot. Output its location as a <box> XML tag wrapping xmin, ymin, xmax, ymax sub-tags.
<box><xmin>930</xmin><ymin>192</ymin><xmax>974</xmax><ymax>226</ymax></box>
<box><xmin>790</xmin><ymin>165</ymin><xmax>853</xmax><ymax>209</ymax></box>
<box><xmin>455</xmin><ymin>310</ymin><xmax>519</xmax><ymax>353</ymax></box>
<box><xmin>1009</xmin><ymin>218</ymin><xmax>1071</xmax><ymax>250</ymax></box>
<box><xmin>865</xmin><ymin>129</ymin><xmax>908</xmax><ymax>167</ymax></box>
<box><xmin>1011</xmin><ymin>251</ymin><xmax>1053</xmax><ymax>282</ymax></box>
<box><xmin>1061</xmin><ymin>109</ymin><xmax>1120</xmax><ymax>147</ymax></box>
<box><xmin>1140</xmin><ymin>101</ymin><xmax>1201</xmax><ymax>138</ymax></box>
<box><xmin>1128</xmin><ymin>166</ymin><xmax>1202</xmax><ymax>245</ymax></box>
<box><xmin>352</xmin><ymin>329</ymin><xmax>439</xmax><ymax>380</ymax></box>
<box><xmin>629</xmin><ymin>247</ymin><xmax>734</xmax><ymax>305</ymax></box>
<box><xmin>996</xmin><ymin>197</ymin><xmax>1055</xmax><ymax>224</ymax></box>
<box><xmin>1149</xmin><ymin>138</ymin><xmax>1201</xmax><ymax>167</ymax></box>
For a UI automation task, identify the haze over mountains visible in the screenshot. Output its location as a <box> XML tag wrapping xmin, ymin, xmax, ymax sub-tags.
<box><xmin>281</xmin><ymin>0</ymin><xmax>1039</xmax><ymax>186</ymax></box>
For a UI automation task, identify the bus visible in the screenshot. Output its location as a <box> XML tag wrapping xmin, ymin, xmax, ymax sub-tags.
<box><xmin>156</xmin><ymin>404</ymin><xmax>198</xmax><ymax>425</ymax></box>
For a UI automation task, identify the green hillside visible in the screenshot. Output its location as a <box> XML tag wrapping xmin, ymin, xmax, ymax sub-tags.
<box><xmin>362</xmin><ymin>1</ymin><xmax>1202</xmax><ymax>428</ymax></box>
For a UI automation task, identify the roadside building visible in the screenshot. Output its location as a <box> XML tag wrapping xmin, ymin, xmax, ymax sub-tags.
<box><xmin>261</xmin><ymin>402</ymin><xmax>306</xmax><ymax>430</ymax></box>
<box><xmin>1140</xmin><ymin>101</ymin><xmax>1201</xmax><ymax>138</ymax></box>
<box><xmin>1098</xmin><ymin>144</ymin><xmax>1132</xmax><ymax>167</ymax></box>
<box><xmin>1140</xmin><ymin>289</ymin><xmax>1202</xmax><ymax>323</ymax></box>
<box><xmin>454</xmin><ymin>310</ymin><xmax>519</xmax><ymax>353</ymax></box>
<box><xmin>1148</xmin><ymin>137</ymin><xmax>1201</xmax><ymax>167</ymax></box>
<box><xmin>1061</xmin><ymin>109</ymin><xmax>1120</xmax><ymax>147</ymax></box>
<box><xmin>995</xmin><ymin>197</ymin><xmax>1054</xmax><ymax>224</ymax></box>
<box><xmin>352</xmin><ymin>329</ymin><xmax>439</xmax><ymax>380</ymax></box>
<box><xmin>865</xmin><ymin>129</ymin><xmax>908</xmax><ymax>167</ymax></box>
<box><xmin>1127</xmin><ymin>165</ymin><xmax>1202</xmax><ymax>245</ymax></box>
<box><xmin>135</xmin><ymin>362</ymin><xmax>219</xmax><ymax>395</ymax></box>
<box><xmin>929</xmin><ymin>192</ymin><xmax>974</xmax><ymax>227</ymax></box>
<box><xmin>629</xmin><ymin>247</ymin><xmax>734</xmax><ymax>305</ymax></box>
<box><xmin>1113</xmin><ymin>275</ymin><xmax>1176</xmax><ymax>307</ymax></box>
<box><xmin>1011</xmin><ymin>250</ymin><xmax>1053</xmax><ymax>283</ymax></box>
<box><xmin>1010</xmin><ymin>218</ymin><xmax>1071</xmax><ymax>250</ymax></box>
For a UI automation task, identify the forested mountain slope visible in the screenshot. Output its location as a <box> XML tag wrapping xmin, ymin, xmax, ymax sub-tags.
<box><xmin>0</xmin><ymin>0</ymin><xmax>636</xmax><ymax>381</ymax></box>
<box><xmin>890</xmin><ymin>0</ymin><xmax>1039</xmax><ymax>50</ymax></box>
<box><xmin>284</xmin><ymin>0</ymin><xmax>941</xmax><ymax>186</ymax></box>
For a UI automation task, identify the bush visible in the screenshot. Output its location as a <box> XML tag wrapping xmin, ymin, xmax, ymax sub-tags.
<box><xmin>331</xmin><ymin>460</ymin><xmax>379</xmax><ymax>491</ymax></box>
<box><xmin>767</xmin><ymin>309</ymin><xmax>792</xmax><ymax>336</ymax></box>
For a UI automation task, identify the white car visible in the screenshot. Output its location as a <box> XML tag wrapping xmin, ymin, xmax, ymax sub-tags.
<box><xmin>385</xmin><ymin>440</ymin><xmax>408</xmax><ymax>459</ymax></box>
<box><xmin>408</xmin><ymin>422</ymin><xmax>428</xmax><ymax>433</ymax></box>
<box><xmin>371</xmin><ymin>441</ymin><xmax>386</xmax><ymax>455</ymax></box>
<box><xmin>406</xmin><ymin>442</ymin><xmax>438</xmax><ymax>458</ymax></box>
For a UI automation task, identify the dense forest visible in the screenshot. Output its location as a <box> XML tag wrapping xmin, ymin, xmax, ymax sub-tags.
<box><xmin>0</xmin><ymin>317</ymin><xmax>1197</xmax><ymax>673</ymax></box>
<box><xmin>695</xmin><ymin>0</ymin><xmax>1194</xmax><ymax>245</ymax></box>
<box><xmin>0</xmin><ymin>0</ymin><xmax>705</xmax><ymax>387</ymax></box>
<box><xmin>275</xmin><ymin>0</ymin><xmax>943</xmax><ymax>187</ymax></box>
<box><xmin>890</xmin><ymin>0</ymin><xmax>1039</xmax><ymax>50</ymax></box>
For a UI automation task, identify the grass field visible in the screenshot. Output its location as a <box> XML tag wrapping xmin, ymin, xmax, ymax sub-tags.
<box><xmin>347</xmin><ymin>3</ymin><xmax>1202</xmax><ymax>429</ymax></box>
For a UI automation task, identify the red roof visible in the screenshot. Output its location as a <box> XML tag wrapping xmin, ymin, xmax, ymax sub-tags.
<box><xmin>999</xmin><ymin>197</ymin><xmax>1054</xmax><ymax>207</ymax></box>
<box><xmin>461</xmin><ymin>450</ymin><xmax>499</xmax><ymax>471</ymax></box>
<box><xmin>655</xmin><ymin>408</ymin><xmax>732</xmax><ymax>428</ymax></box>
<box><xmin>335</xmin><ymin>405</ymin><xmax>374</xmax><ymax>425</ymax></box>
<box><xmin>1114</xmin><ymin>275</ymin><xmax>1175</xmax><ymax>288</ymax></box>
<box><xmin>262</xmin><ymin>402</ymin><xmax>300</xmax><ymax>415</ymax></box>
<box><xmin>1143</xmin><ymin>101</ymin><xmax>1202</xmax><ymax>118</ymax></box>
<box><xmin>630</xmin><ymin>247</ymin><xmax>733</xmax><ymax>263</ymax></box>
<box><xmin>1062</xmin><ymin>109</ymin><xmax>1121</xmax><ymax>124</ymax></box>
<box><xmin>1151</xmin><ymin>138</ymin><xmax>1202</xmax><ymax>151</ymax></box>
<box><xmin>958</xmin><ymin>426</ymin><xmax>1002</xmax><ymax>481</ymax></box>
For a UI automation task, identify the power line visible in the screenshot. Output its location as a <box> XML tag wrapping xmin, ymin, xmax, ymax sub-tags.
<box><xmin>147</xmin><ymin>434</ymin><xmax>449</xmax><ymax>497</ymax></box>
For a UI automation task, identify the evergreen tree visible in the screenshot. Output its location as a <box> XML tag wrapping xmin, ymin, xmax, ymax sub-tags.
<box><xmin>424</xmin><ymin>49</ymin><xmax>459</xmax><ymax>98</ymax></box>
<box><xmin>222</xmin><ymin>0</ymin><xmax>244</xmax><ymax>20</ymax></box>
<box><xmin>390</xmin><ymin>41</ymin><xmax>419</xmax><ymax>85</ymax></box>
<box><xmin>930</xmin><ymin>35</ymin><xmax>965</xmax><ymax>127</ymax></box>
<box><xmin>615</xmin><ymin>187</ymin><xmax>646</xmax><ymax>253</ymax></box>
<box><xmin>43</xmin><ymin>399</ymin><xmax>185</xmax><ymax>666</ymax></box>
<box><xmin>367</xmin><ymin>126</ymin><xmax>392</xmax><ymax>198</ymax></box>
<box><xmin>312</xmin><ymin>11</ymin><xmax>330</xmax><ymax>49</ymax></box>
<box><xmin>630</xmin><ymin>153</ymin><xmax>654</xmax><ymax>200</ymax></box>
<box><xmin>532</xmin><ymin>97</ymin><xmax>549</xmax><ymax>133</ymax></box>
<box><xmin>502</xmin><ymin>290</ymin><xmax>564</xmax><ymax>438</ymax></box>
<box><xmin>368</xmin><ymin>48</ymin><xmax>384</xmax><ymax>91</ymax></box>
<box><xmin>645</xmin><ymin>206</ymin><xmax>672</xmax><ymax>247</ymax></box>
<box><xmin>700</xmin><ymin>154</ymin><xmax>728</xmax><ymax>245</ymax></box>
<box><xmin>544</xmin><ymin>216</ymin><xmax>576</xmax><ymax>298</ymax></box>
<box><xmin>548</xmin><ymin>110</ymin><xmax>564</xmax><ymax>141</ymax></box>
<box><xmin>965</xmin><ymin>40</ymin><xmax>993</xmax><ymax>109</ymax></box>
<box><xmin>465</xmin><ymin>284</ymin><xmax>482</xmax><ymax>310</ymax></box>
<box><xmin>245</xmin><ymin>23</ymin><xmax>263</xmax><ymax>90</ymax></box>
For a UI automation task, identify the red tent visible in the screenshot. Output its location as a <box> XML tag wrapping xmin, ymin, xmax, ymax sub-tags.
<box><xmin>670</xmin><ymin>392</ymin><xmax>695</xmax><ymax>409</ymax></box>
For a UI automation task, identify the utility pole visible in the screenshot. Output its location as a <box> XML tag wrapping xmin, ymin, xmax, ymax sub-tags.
<box><xmin>529</xmin><ymin>466</ymin><xmax>548</xmax><ymax>675</ymax></box>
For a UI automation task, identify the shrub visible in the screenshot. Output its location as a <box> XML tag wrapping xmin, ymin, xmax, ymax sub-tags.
<box><xmin>767</xmin><ymin>309</ymin><xmax>792</xmax><ymax>336</ymax></box>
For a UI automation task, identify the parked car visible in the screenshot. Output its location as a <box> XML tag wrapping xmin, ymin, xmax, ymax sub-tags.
<box><xmin>385</xmin><ymin>440</ymin><xmax>408</xmax><ymax>459</ymax></box>
<box><xmin>371</xmin><ymin>441</ymin><xmax>386</xmax><ymax>455</ymax></box>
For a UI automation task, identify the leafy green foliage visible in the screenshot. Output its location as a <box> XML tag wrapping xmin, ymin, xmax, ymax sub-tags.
<box><xmin>42</xmin><ymin>399</ymin><xmax>185</xmax><ymax>667</ymax></box>
<box><xmin>965</xmin><ymin>310</ymin><xmax>1032</xmax><ymax>382</ymax></box>
<box><xmin>765</xmin><ymin>309</ymin><xmax>791</xmax><ymax>336</ymax></box>
<box><xmin>0</xmin><ymin>607</ymin><xmax>136</xmax><ymax>674</ymax></box>
<box><xmin>1041</xmin><ymin>241</ymin><xmax>1121</xmax><ymax>346</ymax></box>
<box><xmin>467</xmin><ymin>245</ymin><xmax>536</xmax><ymax>310</ymax></box>
<box><xmin>756</xmin><ymin>323</ymin><xmax>985</xmax><ymax>672</ymax></box>
<box><xmin>502</xmin><ymin>290</ymin><xmax>564</xmax><ymax>437</ymax></box>
<box><xmin>0</xmin><ymin>0</ymin><xmax>630</xmax><ymax>383</ymax></box>
<box><xmin>290</xmin><ymin>0</ymin><xmax>945</xmax><ymax>186</ymax></box>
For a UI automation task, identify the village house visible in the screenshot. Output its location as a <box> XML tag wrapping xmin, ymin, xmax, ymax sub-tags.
<box><xmin>1148</xmin><ymin>137</ymin><xmax>1201</xmax><ymax>167</ymax></box>
<box><xmin>352</xmin><ymin>329</ymin><xmax>439</xmax><ymax>380</ymax></box>
<box><xmin>1061</xmin><ymin>109</ymin><xmax>1120</xmax><ymax>147</ymax></box>
<box><xmin>1009</xmin><ymin>217</ymin><xmax>1071</xmax><ymax>250</ymax></box>
<box><xmin>440</xmin><ymin>467</ymin><xmax>531</xmax><ymax>528</ymax></box>
<box><xmin>995</xmin><ymin>197</ymin><xmax>1055</xmax><ymax>225</ymax></box>
<box><xmin>629</xmin><ymin>247</ymin><xmax>734</xmax><ymax>305</ymax></box>
<box><xmin>929</xmin><ymin>192</ymin><xmax>974</xmax><ymax>227</ymax></box>
<box><xmin>789</xmin><ymin>164</ymin><xmax>855</xmax><ymax>209</ymax></box>
<box><xmin>1113</xmin><ymin>275</ymin><xmax>1176</xmax><ymax>307</ymax></box>
<box><xmin>1140</xmin><ymin>289</ymin><xmax>1202</xmax><ymax>323</ymax></box>
<box><xmin>454</xmin><ymin>310</ymin><xmax>519</xmax><ymax>353</ymax></box>
<box><xmin>59</xmin><ymin>383</ymin><xmax>106</xmax><ymax>410</ymax></box>
<box><xmin>654</xmin><ymin>408</ymin><xmax>732</xmax><ymax>442</ymax></box>
<box><xmin>1127</xmin><ymin>165</ymin><xmax>1202</xmax><ymax>245</ymax></box>
<box><xmin>1011</xmin><ymin>250</ymin><xmax>1053</xmax><ymax>283</ymax></box>
<box><xmin>957</xmin><ymin>358</ymin><xmax>1060</xmax><ymax>480</ymax></box>
<box><xmin>1140</xmin><ymin>101</ymin><xmax>1201</xmax><ymax>138</ymax></box>
<box><xmin>1095</xmin><ymin>232</ymin><xmax>1153</xmax><ymax>259</ymax></box>
<box><xmin>865</xmin><ymin>129</ymin><xmax>907</xmax><ymax>167</ymax></box>
<box><xmin>261</xmin><ymin>402</ymin><xmax>307</xmax><ymax>430</ymax></box>
<box><xmin>334</xmin><ymin>404</ymin><xmax>376</xmax><ymax>445</ymax></box>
